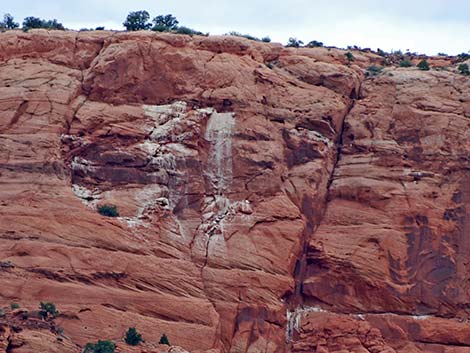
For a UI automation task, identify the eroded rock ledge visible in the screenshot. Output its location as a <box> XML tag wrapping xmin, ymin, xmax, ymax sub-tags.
<box><xmin>1</xmin><ymin>29</ymin><xmax>469</xmax><ymax>353</ymax></box>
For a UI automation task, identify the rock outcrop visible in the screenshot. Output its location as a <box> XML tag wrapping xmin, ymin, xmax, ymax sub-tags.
<box><xmin>1</xmin><ymin>29</ymin><xmax>469</xmax><ymax>353</ymax></box>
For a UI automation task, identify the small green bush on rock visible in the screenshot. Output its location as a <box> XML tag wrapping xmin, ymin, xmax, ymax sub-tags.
<box><xmin>285</xmin><ymin>37</ymin><xmax>303</xmax><ymax>48</ymax></box>
<box><xmin>399</xmin><ymin>59</ymin><xmax>412</xmax><ymax>67</ymax></box>
<box><xmin>226</xmin><ymin>31</ymin><xmax>261</xmax><ymax>41</ymax></box>
<box><xmin>83</xmin><ymin>340</ymin><xmax>115</xmax><ymax>353</ymax></box>
<box><xmin>39</xmin><ymin>302</ymin><xmax>58</xmax><ymax>319</ymax></box>
<box><xmin>366</xmin><ymin>65</ymin><xmax>383</xmax><ymax>76</ymax></box>
<box><xmin>457</xmin><ymin>53</ymin><xmax>470</xmax><ymax>62</ymax></box>
<box><xmin>458</xmin><ymin>63</ymin><xmax>470</xmax><ymax>76</ymax></box>
<box><xmin>173</xmin><ymin>26</ymin><xmax>204</xmax><ymax>36</ymax></box>
<box><xmin>345</xmin><ymin>52</ymin><xmax>354</xmax><ymax>64</ymax></box>
<box><xmin>159</xmin><ymin>333</ymin><xmax>170</xmax><ymax>345</ymax></box>
<box><xmin>417</xmin><ymin>59</ymin><xmax>430</xmax><ymax>71</ymax></box>
<box><xmin>97</xmin><ymin>204</ymin><xmax>119</xmax><ymax>217</ymax></box>
<box><xmin>125</xmin><ymin>327</ymin><xmax>143</xmax><ymax>346</ymax></box>
<box><xmin>306</xmin><ymin>40</ymin><xmax>323</xmax><ymax>48</ymax></box>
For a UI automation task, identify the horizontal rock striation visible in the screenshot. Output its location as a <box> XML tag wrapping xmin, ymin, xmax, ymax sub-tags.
<box><xmin>1</xmin><ymin>29</ymin><xmax>469</xmax><ymax>353</ymax></box>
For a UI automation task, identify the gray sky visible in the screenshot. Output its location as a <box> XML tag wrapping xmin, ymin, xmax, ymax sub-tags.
<box><xmin>3</xmin><ymin>0</ymin><xmax>470</xmax><ymax>55</ymax></box>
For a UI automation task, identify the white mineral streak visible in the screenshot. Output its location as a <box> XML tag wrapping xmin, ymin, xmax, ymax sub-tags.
<box><xmin>286</xmin><ymin>306</ymin><xmax>325</xmax><ymax>342</ymax></box>
<box><xmin>71</xmin><ymin>102</ymin><xmax>241</xmax><ymax>240</ymax></box>
<box><xmin>71</xmin><ymin>184</ymin><xmax>101</xmax><ymax>207</ymax></box>
<box><xmin>193</xmin><ymin>112</ymin><xmax>238</xmax><ymax>259</ymax></box>
<box><xmin>286</xmin><ymin>305</ymin><xmax>436</xmax><ymax>342</ymax></box>
<box><xmin>205</xmin><ymin>112</ymin><xmax>236</xmax><ymax>194</ymax></box>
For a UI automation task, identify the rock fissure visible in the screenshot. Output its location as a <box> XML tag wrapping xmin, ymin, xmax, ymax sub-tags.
<box><xmin>286</xmin><ymin>81</ymin><xmax>363</xmax><ymax>310</ymax></box>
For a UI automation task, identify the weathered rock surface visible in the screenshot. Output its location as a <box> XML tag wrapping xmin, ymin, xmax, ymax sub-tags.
<box><xmin>294</xmin><ymin>65</ymin><xmax>470</xmax><ymax>352</ymax></box>
<box><xmin>0</xmin><ymin>29</ymin><xmax>469</xmax><ymax>353</ymax></box>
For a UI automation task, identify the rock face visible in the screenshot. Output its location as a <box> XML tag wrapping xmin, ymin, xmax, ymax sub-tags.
<box><xmin>0</xmin><ymin>29</ymin><xmax>469</xmax><ymax>353</ymax></box>
<box><xmin>292</xmin><ymin>66</ymin><xmax>470</xmax><ymax>353</ymax></box>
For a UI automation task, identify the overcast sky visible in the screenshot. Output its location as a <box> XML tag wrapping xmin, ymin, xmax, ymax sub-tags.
<box><xmin>3</xmin><ymin>0</ymin><xmax>470</xmax><ymax>55</ymax></box>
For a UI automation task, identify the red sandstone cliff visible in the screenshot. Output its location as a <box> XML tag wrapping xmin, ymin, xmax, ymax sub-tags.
<box><xmin>0</xmin><ymin>29</ymin><xmax>469</xmax><ymax>353</ymax></box>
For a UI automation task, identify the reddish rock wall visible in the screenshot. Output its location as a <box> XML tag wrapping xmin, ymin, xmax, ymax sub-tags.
<box><xmin>1</xmin><ymin>29</ymin><xmax>469</xmax><ymax>353</ymax></box>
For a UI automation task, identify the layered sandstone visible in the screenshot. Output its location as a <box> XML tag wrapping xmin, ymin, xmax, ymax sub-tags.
<box><xmin>292</xmin><ymin>63</ymin><xmax>470</xmax><ymax>353</ymax></box>
<box><xmin>0</xmin><ymin>29</ymin><xmax>469</xmax><ymax>353</ymax></box>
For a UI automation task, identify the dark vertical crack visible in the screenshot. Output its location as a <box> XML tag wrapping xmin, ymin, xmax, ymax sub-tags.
<box><xmin>284</xmin><ymin>80</ymin><xmax>363</xmax><ymax>346</ymax></box>
<box><xmin>6</xmin><ymin>335</ymin><xmax>14</xmax><ymax>353</ymax></box>
<box><xmin>3</xmin><ymin>100</ymin><xmax>28</xmax><ymax>132</ymax></box>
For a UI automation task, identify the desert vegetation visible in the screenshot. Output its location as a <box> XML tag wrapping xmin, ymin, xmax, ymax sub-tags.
<box><xmin>417</xmin><ymin>59</ymin><xmax>430</xmax><ymax>70</ymax></box>
<box><xmin>97</xmin><ymin>204</ymin><xmax>119</xmax><ymax>217</ymax></box>
<box><xmin>0</xmin><ymin>13</ymin><xmax>64</xmax><ymax>31</ymax></box>
<box><xmin>39</xmin><ymin>302</ymin><xmax>59</xmax><ymax>319</ymax></box>
<box><xmin>159</xmin><ymin>333</ymin><xmax>170</xmax><ymax>345</ymax></box>
<box><xmin>366</xmin><ymin>65</ymin><xmax>383</xmax><ymax>76</ymax></box>
<box><xmin>286</xmin><ymin>37</ymin><xmax>304</xmax><ymax>48</ymax></box>
<box><xmin>225</xmin><ymin>31</ymin><xmax>271</xmax><ymax>42</ymax></box>
<box><xmin>345</xmin><ymin>52</ymin><xmax>355</xmax><ymax>64</ymax></box>
<box><xmin>0</xmin><ymin>13</ymin><xmax>19</xmax><ymax>29</ymax></box>
<box><xmin>124</xmin><ymin>327</ymin><xmax>143</xmax><ymax>346</ymax></box>
<box><xmin>123</xmin><ymin>10</ymin><xmax>205</xmax><ymax>36</ymax></box>
<box><xmin>22</xmin><ymin>17</ymin><xmax>64</xmax><ymax>30</ymax></box>
<box><xmin>399</xmin><ymin>59</ymin><xmax>412</xmax><ymax>67</ymax></box>
<box><xmin>83</xmin><ymin>340</ymin><xmax>116</xmax><ymax>353</ymax></box>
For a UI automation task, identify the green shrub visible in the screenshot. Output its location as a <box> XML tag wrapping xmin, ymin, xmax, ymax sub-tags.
<box><xmin>22</xmin><ymin>17</ymin><xmax>64</xmax><ymax>31</ymax></box>
<box><xmin>345</xmin><ymin>52</ymin><xmax>354</xmax><ymax>63</ymax></box>
<box><xmin>124</xmin><ymin>327</ymin><xmax>143</xmax><ymax>346</ymax></box>
<box><xmin>417</xmin><ymin>59</ymin><xmax>430</xmax><ymax>71</ymax></box>
<box><xmin>376</xmin><ymin>48</ymin><xmax>387</xmax><ymax>56</ymax></box>
<box><xmin>97</xmin><ymin>204</ymin><xmax>119</xmax><ymax>217</ymax></box>
<box><xmin>457</xmin><ymin>53</ymin><xmax>470</xmax><ymax>62</ymax></box>
<box><xmin>10</xmin><ymin>303</ymin><xmax>19</xmax><ymax>310</ymax></box>
<box><xmin>43</xmin><ymin>19</ymin><xmax>64</xmax><ymax>30</ymax></box>
<box><xmin>95</xmin><ymin>26</ymin><xmax>105</xmax><ymax>30</ymax></box>
<box><xmin>399</xmin><ymin>59</ymin><xmax>412</xmax><ymax>67</ymax></box>
<box><xmin>152</xmin><ymin>24</ymin><xmax>169</xmax><ymax>32</ymax></box>
<box><xmin>152</xmin><ymin>14</ymin><xmax>178</xmax><ymax>31</ymax></box>
<box><xmin>22</xmin><ymin>16</ymin><xmax>42</xmax><ymax>30</ymax></box>
<box><xmin>458</xmin><ymin>63</ymin><xmax>470</xmax><ymax>75</ymax></box>
<box><xmin>306</xmin><ymin>40</ymin><xmax>323</xmax><ymax>48</ymax></box>
<box><xmin>285</xmin><ymin>37</ymin><xmax>303</xmax><ymax>48</ymax></box>
<box><xmin>39</xmin><ymin>302</ymin><xmax>58</xmax><ymax>319</ymax></box>
<box><xmin>0</xmin><ymin>13</ymin><xmax>19</xmax><ymax>30</ymax></box>
<box><xmin>225</xmin><ymin>32</ymin><xmax>271</xmax><ymax>43</ymax></box>
<box><xmin>173</xmin><ymin>26</ymin><xmax>204</xmax><ymax>36</ymax></box>
<box><xmin>0</xmin><ymin>309</ymin><xmax>4</xmax><ymax>318</ymax></box>
<box><xmin>159</xmin><ymin>333</ymin><xmax>170</xmax><ymax>345</ymax></box>
<box><xmin>366</xmin><ymin>65</ymin><xmax>383</xmax><ymax>76</ymax></box>
<box><xmin>83</xmin><ymin>340</ymin><xmax>115</xmax><ymax>353</ymax></box>
<box><xmin>123</xmin><ymin>11</ymin><xmax>151</xmax><ymax>31</ymax></box>
<box><xmin>226</xmin><ymin>31</ymin><xmax>260</xmax><ymax>41</ymax></box>
<box><xmin>348</xmin><ymin>45</ymin><xmax>361</xmax><ymax>50</ymax></box>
